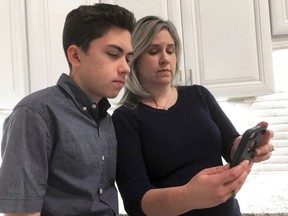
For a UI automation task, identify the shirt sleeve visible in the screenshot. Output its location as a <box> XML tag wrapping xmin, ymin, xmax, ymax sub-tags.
<box><xmin>197</xmin><ymin>85</ymin><xmax>240</xmax><ymax>163</ymax></box>
<box><xmin>0</xmin><ymin>105</ymin><xmax>51</xmax><ymax>212</ymax></box>
<box><xmin>112</xmin><ymin>108</ymin><xmax>155</xmax><ymax>216</ymax></box>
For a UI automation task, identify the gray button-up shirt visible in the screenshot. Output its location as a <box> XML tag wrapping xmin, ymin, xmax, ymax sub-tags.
<box><xmin>0</xmin><ymin>73</ymin><xmax>118</xmax><ymax>216</ymax></box>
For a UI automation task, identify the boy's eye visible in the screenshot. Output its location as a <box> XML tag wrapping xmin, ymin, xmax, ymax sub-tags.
<box><xmin>108</xmin><ymin>52</ymin><xmax>119</xmax><ymax>57</ymax></box>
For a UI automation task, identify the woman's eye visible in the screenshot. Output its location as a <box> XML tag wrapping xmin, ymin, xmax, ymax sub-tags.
<box><xmin>148</xmin><ymin>50</ymin><xmax>158</xmax><ymax>55</ymax></box>
<box><xmin>167</xmin><ymin>48</ymin><xmax>175</xmax><ymax>54</ymax></box>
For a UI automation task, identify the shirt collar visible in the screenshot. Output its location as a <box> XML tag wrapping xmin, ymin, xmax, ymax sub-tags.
<box><xmin>57</xmin><ymin>73</ymin><xmax>111</xmax><ymax>121</ymax></box>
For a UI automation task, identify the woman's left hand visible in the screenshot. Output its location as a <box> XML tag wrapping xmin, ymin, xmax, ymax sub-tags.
<box><xmin>252</xmin><ymin>121</ymin><xmax>274</xmax><ymax>163</ymax></box>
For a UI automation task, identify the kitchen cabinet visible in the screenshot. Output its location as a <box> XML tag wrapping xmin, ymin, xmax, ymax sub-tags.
<box><xmin>1</xmin><ymin>0</ymin><xmax>276</xmax><ymax>107</ymax></box>
<box><xmin>269</xmin><ymin>0</ymin><xmax>288</xmax><ymax>36</ymax></box>
<box><xmin>106</xmin><ymin>0</ymin><xmax>275</xmax><ymax>98</ymax></box>
<box><xmin>0</xmin><ymin>0</ymin><xmax>29</xmax><ymax>109</ymax></box>
<box><xmin>181</xmin><ymin>0</ymin><xmax>275</xmax><ymax>98</ymax></box>
<box><xmin>269</xmin><ymin>0</ymin><xmax>288</xmax><ymax>49</ymax></box>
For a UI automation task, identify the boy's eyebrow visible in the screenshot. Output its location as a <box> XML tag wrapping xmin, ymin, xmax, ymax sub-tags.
<box><xmin>107</xmin><ymin>44</ymin><xmax>134</xmax><ymax>56</ymax></box>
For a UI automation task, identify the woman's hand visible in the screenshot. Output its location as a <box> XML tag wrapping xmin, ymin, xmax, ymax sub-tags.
<box><xmin>253</xmin><ymin>121</ymin><xmax>274</xmax><ymax>162</ymax></box>
<box><xmin>231</xmin><ymin>121</ymin><xmax>274</xmax><ymax>163</ymax></box>
<box><xmin>142</xmin><ymin>161</ymin><xmax>252</xmax><ymax>216</ymax></box>
<box><xmin>182</xmin><ymin>160</ymin><xmax>252</xmax><ymax>210</ymax></box>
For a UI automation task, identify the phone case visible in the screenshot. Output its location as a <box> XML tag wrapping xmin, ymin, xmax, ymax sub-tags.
<box><xmin>230</xmin><ymin>125</ymin><xmax>266</xmax><ymax>168</ymax></box>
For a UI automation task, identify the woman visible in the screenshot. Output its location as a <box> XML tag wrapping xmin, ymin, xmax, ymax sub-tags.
<box><xmin>112</xmin><ymin>16</ymin><xmax>274</xmax><ymax>216</ymax></box>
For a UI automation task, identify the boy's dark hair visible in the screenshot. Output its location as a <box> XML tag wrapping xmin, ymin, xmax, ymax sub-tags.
<box><xmin>63</xmin><ymin>3</ymin><xmax>135</xmax><ymax>70</ymax></box>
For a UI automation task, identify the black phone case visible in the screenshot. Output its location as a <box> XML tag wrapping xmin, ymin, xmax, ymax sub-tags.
<box><xmin>230</xmin><ymin>125</ymin><xmax>266</xmax><ymax>168</ymax></box>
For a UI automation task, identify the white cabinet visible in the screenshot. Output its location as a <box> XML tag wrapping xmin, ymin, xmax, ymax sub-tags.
<box><xmin>269</xmin><ymin>0</ymin><xmax>288</xmax><ymax>36</ymax></box>
<box><xmin>181</xmin><ymin>0</ymin><xmax>275</xmax><ymax>98</ymax></box>
<box><xmin>0</xmin><ymin>1</ymin><xmax>29</xmax><ymax>109</ymax></box>
<box><xmin>1</xmin><ymin>0</ymin><xmax>276</xmax><ymax>106</ymax></box>
<box><xmin>269</xmin><ymin>0</ymin><xmax>288</xmax><ymax>49</ymax></box>
<box><xmin>109</xmin><ymin>0</ymin><xmax>275</xmax><ymax>98</ymax></box>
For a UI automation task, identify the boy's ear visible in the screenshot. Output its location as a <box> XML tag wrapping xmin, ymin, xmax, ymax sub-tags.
<box><xmin>67</xmin><ymin>45</ymin><xmax>81</xmax><ymax>67</ymax></box>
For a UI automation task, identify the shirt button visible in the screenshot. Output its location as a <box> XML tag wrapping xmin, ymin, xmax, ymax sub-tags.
<box><xmin>82</xmin><ymin>106</ymin><xmax>87</xmax><ymax>111</ymax></box>
<box><xmin>101</xmin><ymin>155</ymin><xmax>105</xmax><ymax>161</ymax></box>
<box><xmin>99</xmin><ymin>188</ymin><xmax>103</xmax><ymax>194</ymax></box>
<box><xmin>92</xmin><ymin>104</ymin><xmax>97</xmax><ymax>109</ymax></box>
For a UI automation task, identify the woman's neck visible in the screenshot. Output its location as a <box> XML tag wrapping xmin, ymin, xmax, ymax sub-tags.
<box><xmin>141</xmin><ymin>85</ymin><xmax>176</xmax><ymax>110</ymax></box>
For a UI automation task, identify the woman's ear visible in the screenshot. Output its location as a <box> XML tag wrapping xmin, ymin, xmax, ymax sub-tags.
<box><xmin>67</xmin><ymin>45</ymin><xmax>81</xmax><ymax>68</ymax></box>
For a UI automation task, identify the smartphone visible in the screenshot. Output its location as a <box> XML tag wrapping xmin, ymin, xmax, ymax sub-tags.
<box><xmin>230</xmin><ymin>125</ymin><xmax>266</xmax><ymax>168</ymax></box>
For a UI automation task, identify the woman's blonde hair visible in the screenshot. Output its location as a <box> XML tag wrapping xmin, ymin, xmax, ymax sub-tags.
<box><xmin>119</xmin><ymin>16</ymin><xmax>181</xmax><ymax>108</ymax></box>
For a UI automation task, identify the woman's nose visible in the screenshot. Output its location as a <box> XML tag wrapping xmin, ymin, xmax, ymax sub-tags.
<box><xmin>159</xmin><ymin>52</ymin><xmax>169</xmax><ymax>65</ymax></box>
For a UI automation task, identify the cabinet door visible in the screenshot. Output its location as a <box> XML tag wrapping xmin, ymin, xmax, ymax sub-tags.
<box><xmin>0</xmin><ymin>1</ymin><xmax>29</xmax><ymax>109</ymax></box>
<box><xmin>181</xmin><ymin>0</ymin><xmax>274</xmax><ymax>98</ymax></box>
<box><xmin>269</xmin><ymin>0</ymin><xmax>288</xmax><ymax>36</ymax></box>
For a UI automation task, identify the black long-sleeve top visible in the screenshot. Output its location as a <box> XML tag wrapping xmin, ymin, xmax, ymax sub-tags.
<box><xmin>112</xmin><ymin>85</ymin><xmax>241</xmax><ymax>216</ymax></box>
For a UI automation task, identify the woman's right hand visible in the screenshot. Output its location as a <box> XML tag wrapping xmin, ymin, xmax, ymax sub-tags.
<box><xmin>141</xmin><ymin>160</ymin><xmax>252</xmax><ymax>216</ymax></box>
<box><xmin>182</xmin><ymin>160</ymin><xmax>252</xmax><ymax>210</ymax></box>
